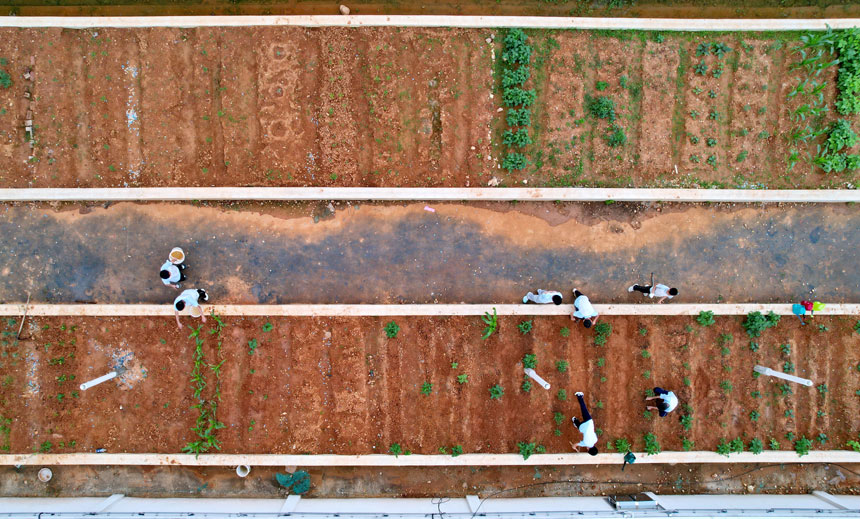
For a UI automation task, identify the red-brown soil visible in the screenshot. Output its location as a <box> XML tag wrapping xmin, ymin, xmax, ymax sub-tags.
<box><xmin>1</xmin><ymin>314</ymin><xmax>857</xmax><ymax>455</ymax></box>
<box><xmin>0</xmin><ymin>29</ymin><xmax>858</xmax><ymax>189</ymax></box>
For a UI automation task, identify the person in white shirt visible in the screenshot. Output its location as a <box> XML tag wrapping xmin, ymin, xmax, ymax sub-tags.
<box><xmin>571</xmin><ymin>391</ymin><xmax>599</xmax><ymax>456</ymax></box>
<box><xmin>522</xmin><ymin>289</ymin><xmax>563</xmax><ymax>305</ymax></box>
<box><xmin>645</xmin><ymin>387</ymin><xmax>678</xmax><ymax>417</ymax></box>
<box><xmin>160</xmin><ymin>260</ymin><xmax>187</xmax><ymax>289</ymax></box>
<box><xmin>174</xmin><ymin>288</ymin><xmax>209</xmax><ymax>329</ymax></box>
<box><xmin>628</xmin><ymin>282</ymin><xmax>678</xmax><ymax>304</ymax></box>
<box><xmin>570</xmin><ymin>289</ymin><xmax>599</xmax><ymax>328</ymax></box>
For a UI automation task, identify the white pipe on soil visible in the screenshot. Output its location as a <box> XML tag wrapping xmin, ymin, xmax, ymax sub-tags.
<box><xmin>753</xmin><ymin>365</ymin><xmax>813</xmax><ymax>387</ymax></box>
<box><xmin>80</xmin><ymin>371</ymin><xmax>118</xmax><ymax>391</ymax></box>
<box><xmin>524</xmin><ymin>368</ymin><xmax>551</xmax><ymax>390</ymax></box>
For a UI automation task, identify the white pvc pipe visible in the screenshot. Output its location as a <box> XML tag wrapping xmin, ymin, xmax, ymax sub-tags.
<box><xmin>754</xmin><ymin>365</ymin><xmax>813</xmax><ymax>387</ymax></box>
<box><xmin>79</xmin><ymin>371</ymin><xmax>118</xmax><ymax>391</ymax></box>
<box><xmin>523</xmin><ymin>368</ymin><xmax>551</xmax><ymax>390</ymax></box>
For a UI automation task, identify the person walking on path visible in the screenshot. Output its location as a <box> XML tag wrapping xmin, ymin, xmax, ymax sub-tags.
<box><xmin>570</xmin><ymin>289</ymin><xmax>599</xmax><ymax>328</ymax></box>
<box><xmin>523</xmin><ymin>289</ymin><xmax>563</xmax><ymax>305</ymax></box>
<box><xmin>160</xmin><ymin>259</ymin><xmax>188</xmax><ymax>289</ymax></box>
<box><xmin>571</xmin><ymin>391</ymin><xmax>599</xmax><ymax>455</ymax></box>
<box><xmin>174</xmin><ymin>288</ymin><xmax>209</xmax><ymax>329</ymax></box>
<box><xmin>645</xmin><ymin>387</ymin><xmax>678</xmax><ymax>417</ymax></box>
<box><xmin>628</xmin><ymin>281</ymin><xmax>678</xmax><ymax>304</ymax></box>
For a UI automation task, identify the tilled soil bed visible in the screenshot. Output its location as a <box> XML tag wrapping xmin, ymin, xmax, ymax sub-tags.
<box><xmin>0</xmin><ymin>28</ymin><xmax>858</xmax><ymax>189</ymax></box>
<box><xmin>0</xmin><ymin>314</ymin><xmax>857</xmax><ymax>455</ymax></box>
<box><xmin>0</xmin><ymin>317</ymin><xmax>860</xmax><ymax>454</ymax></box>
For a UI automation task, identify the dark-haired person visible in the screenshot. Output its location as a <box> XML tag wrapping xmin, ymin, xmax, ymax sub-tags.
<box><xmin>645</xmin><ymin>387</ymin><xmax>678</xmax><ymax>417</ymax></box>
<box><xmin>571</xmin><ymin>391</ymin><xmax>599</xmax><ymax>456</ymax></box>
<box><xmin>628</xmin><ymin>282</ymin><xmax>678</xmax><ymax>304</ymax></box>
<box><xmin>174</xmin><ymin>288</ymin><xmax>209</xmax><ymax>329</ymax></box>
<box><xmin>159</xmin><ymin>259</ymin><xmax>187</xmax><ymax>290</ymax></box>
<box><xmin>523</xmin><ymin>289</ymin><xmax>563</xmax><ymax>305</ymax></box>
<box><xmin>570</xmin><ymin>288</ymin><xmax>599</xmax><ymax>328</ymax></box>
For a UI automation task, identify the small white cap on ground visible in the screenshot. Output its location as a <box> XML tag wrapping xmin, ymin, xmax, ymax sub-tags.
<box><xmin>339</xmin><ymin>4</ymin><xmax>350</xmax><ymax>14</ymax></box>
<box><xmin>38</xmin><ymin>468</ymin><xmax>53</xmax><ymax>483</ymax></box>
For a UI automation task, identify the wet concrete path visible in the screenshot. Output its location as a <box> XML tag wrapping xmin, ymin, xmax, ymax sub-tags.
<box><xmin>0</xmin><ymin>201</ymin><xmax>856</xmax><ymax>304</ymax></box>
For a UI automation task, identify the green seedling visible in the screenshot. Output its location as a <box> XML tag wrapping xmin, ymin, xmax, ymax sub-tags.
<box><xmin>489</xmin><ymin>384</ymin><xmax>504</xmax><ymax>400</ymax></box>
<box><xmin>384</xmin><ymin>321</ymin><xmax>400</xmax><ymax>338</ymax></box>
<box><xmin>420</xmin><ymin>382</ymin><xmax>433</xmax><ymax>396</ymax></box>
<box><xmin>518</xmin><ymin>320</ymin><xmax>533</xmax><ymax>334</ymax></box>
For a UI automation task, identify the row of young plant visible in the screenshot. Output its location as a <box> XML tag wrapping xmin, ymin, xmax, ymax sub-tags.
<box><xmin>500</xmin><ymin>29</ymin><xmax>535</xmax><ymax>172</ymax></box>
<box><xmin>787</xmin><ymin>28</ymin><xmax>860</xmax><ymax>173</ymax></box>
<box><xmin>182</xmin><ymin>313</ymin><xmax>226</xmax><ymax>457</ymax></box>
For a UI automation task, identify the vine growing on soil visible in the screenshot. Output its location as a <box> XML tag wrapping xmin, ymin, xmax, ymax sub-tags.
<box><xmin>500</xmin><ymin>29</ymin><xmax>534</xmax><ymax>172</ymax></box>
<box><xmin>182</xmin><ymin>313</ymin><xmax>226</xmax><ymax>457</ymax></box>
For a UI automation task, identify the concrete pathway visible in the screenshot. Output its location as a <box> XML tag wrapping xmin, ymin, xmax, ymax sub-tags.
<box><xmin>0</xmin><ymin>202</ymin><xmax>856</xmax><ymax>304</ymax></box>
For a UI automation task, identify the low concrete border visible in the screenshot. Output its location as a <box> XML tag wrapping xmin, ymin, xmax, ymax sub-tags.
<box><xmin>1</xmin><ymin>450</ymin><xmax>857</xmax><ymax>466</ymax></box>
<box><xmin>0</xmin><ymin>16</ymin><xmax>858</xmax><ymax>31</ymax></box>
<box><xmin>0</xmin><ymin>303</ymin><xmax>856</xmax><ymax>317</ymax></box>
<box><xmin>0</xmin><ymin>187</ymin><xmax>858</xmax><ymax>203</ymax></box>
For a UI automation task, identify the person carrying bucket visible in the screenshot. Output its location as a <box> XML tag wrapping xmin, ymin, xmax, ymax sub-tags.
<box><xmin>174</xmin><ymin>288</ymin><xmax>209</xmax><ymax>329</ymax></box>
<box><xmin>160</xmin><ymin>247</ymin><xmax>188</xmax><ymax>290</ymax></box>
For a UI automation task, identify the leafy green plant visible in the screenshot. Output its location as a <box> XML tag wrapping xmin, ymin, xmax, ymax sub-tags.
<box><xmin>748</xmin><ymin>438</ymin><xmax>763</xmax><ymax>454</ymax></box>
<box><xmin>489</xmin><ymin>384</ymin><xmax>504</xmax><ymax>400</ymax></box>
<box><xmin>783</xmin><ymin>361</ymin><xmax>795</xmax><ymax>373</ymax></box>
<box><xmin>275</xmin><ymin>471</ymin><xmax>311</xmax><ymax>494</ymax></box>
<box><xmin>690</xmin><ymin>110</ymin><xmax>700</xmax><ymax>119</ymax></box>
<box><xmin>743</xmin><ymin>311</ymin><xmax>780</xmax><ymax>337</ymax></box>
<box><xmin>247</xmin><ymin>338</ymin><xmax>258</xmax><ymax>355</ymax></box>
<box><xmin>690</xmin><ymin>154</ymin><xmax>701</xmax><ymax>163</ymax></box>
<box><xmin>502</xmin><ymin>66</ymin><xmax>531</xmax><ymax>88</ymax></box>
<box><xmin>502</xmin><ymin>87</ymin><xmax>537</xmax><ymax>107</ymax></box>
<box><xmin>720</xmin><ymin>380</ymin><xmax>733</xmax><ymax>394</ymax></box>
<box><xmin>389</xmin><ymin>443</ymin><xmax>403</xmax><ymax>457</ymax></box>
<box><xmin>769</xmin><ymin>438</ymin><xmax>781</xmax><ymax>450</ymax></box>
<box><xmin>507</xmin><ymin>108</ymin><xmax>531</xmax><ymax>127</ymax></box>
<box><xmin>556</xmin><ymin>360</ymin><xmax>569</xmax><ymax>373</ymax></box>
<box><xmin>420</xmin><ymin>382</ymin><xmax>433</xmax><ymax>396</ymax></box>
<box><xmin>457</xmin><ymin>374</ymin><xmax>468</xmax><ymax>384</ymax></box>
<box><xmin>593</xmin><ymin>322</ymin><xmax>612</xmax><ymax>346</ymax></box>
<box><xmin>521</xmin><ymin>378</ymin><xmax>532</xmax><ymax>392</ymax></box>
<box><xmin>641</xmin><ymin>349</ymin><xmax>651</xmax><ymax>359</ymax></box>
<box><xmin>708</xmin><ymin>111</ymin><xmax>720</xmax><ymax>121</ymax></box>
<box><xmin>713</xmin><ymin>62</ymin><xmax>725</xmax><ymax>78</ymax></box>
<box><xmin>817</xmin><ymin>383</ymin><xmax>828</xmax><ymax>396</ymax></box>
<box><xmin>596</xmin><ymin>80</ymin><xmax>608</xmax><ymax>91</ymax></box>
<box><xmin>557</xmin><ymin>389</ymin><xmax>567</xmax><ymax>401</ymax></box>
<box><xmin>502</xmin><ymin>29</ymin><xmax>532</xmax><ymax>64</ymax></box>
<box><xmin>522</xmin><ymin>353</ymin><xmax>537</xmax><ymax>369</ymax></box>
<box><xmin>585</xmin><ymin>95</ymin><xmax>616</xmax><ymax>121</ymax></box>
<box><xmin>560</xmin><ymin>327</ymin><xmax>570</xmax><ymax>337</ymax></box>
<box><xmin>481</xmin><ymin>308</ymin><xmax>498</xmax><ymax>339</ymax></box>
<box><xmin>683</xmin><ymin>376</ymin><xmax>691</xmax><ymax>386</ymax></box>
<box><xmin>553</xmin><ymin>412</ymin><xmax>565</xmax><ymax>426</ymax></box>
<box><xmin>817</xmin><ymin>433</ymin><xmax>828</xmax><ymax>444</ymax></box>
<box><xmin>643</xmin><ymin>433</ymin><xmax>661</xmax><ymax>455</ymax></box>
<box><xmin>604</xmin><ymin>124</ymin><xmax>627</xmax><ymax>147</ymax></box>
<box><xmin>682</xmin><ymin>437</ymin><xmax>695</xmax><ymax>451</ymax></box>
<box><xmin>833</xmin><ymin>28</ymin><xmax>860</xmax><ymax>114</ymax></box>
<box><xmin>694</xmin><ymin>61</ymin><xmax>708</xmax><ymax>75</ymax></box>
<box><xmin>0</xmin><ymin>69</ymin><xmax>10</xmax><ymax>89</ymax></box>
<box><xmin>690</xmin><ymin>135</ymin><xmax>700</xmax><ymax>144</ymax></box>
<box><xmin>596</xmin><ymin>357</ymin><xmax>605</xmax><ymax>367</ymax></box>
<box><xmin>750</xmin><ymin>410</ymin><xmax>760</xmax><ymax>422</ymax></box>
<box><xmin>384</xmin><ymin>321</ymin><xmax>400</xmax><ymax>338</ymax></box>
<box><xmin>697</xmin><ymin>311</ymin><xmax>715</xmax><ymax>327</ymax></box>
<box><xmin>518</xmin><ymin>320</ymin><xmax>534</xmax><ymax>335</ymax></box>
<box><xmin>794</xmin><ymin>436</ymin><xmax>813</xmax><ymax>457</ymax></box>
<box><xmin>696</xmin><ymin>42</ymin><xmax>710</xmax><ymax>56</ymax></box>
<box><xmin>451</xmin><ymin>445</ymin><xmax>463</xmax><ymax>457</ymax></box>
<box><xmin>706</xmin><ymin>137</ymin><xmax>717</xmax><ymax>147</ymax></box>
<box><xmin>501</xmin><ymin>153</ymin><xmax>529</xmax><ymax>171</ymax></box>
<box><xmin>503</xmin><ymin>128</ymin><xmax>533</xmax><ymax>148</ymax></box>
<box><xmin>615</xmin><ymin>438</ymin><xmax>631</xmax><ymax>452</ymax></box>
<box><xmin>712</xmin><ymin>42</ymin><xmax>732</xmax><ymax>58</ymax></box>
<box><xmin>708</xmin><ymin>89</ymin><xmax>717</xmax><ymax>98</ymax></box>
<box><xmin>680</xmin><ymin>414</ymin><xmax>693</xmax><ymax>431</ymax></box>
<box><xmin>780</xmin><ymin>343</ymin><xmax>792</xmax><ymax>356</ymax></box>
<box><xmin>706</xmin><ymin>155</ymin><xmax>718</xmax><ymax>167</ymax></box>
<box><xmin>517</xmin><ymin>441</ymin><xmax>542</xmax><ymax>460</ymax></box>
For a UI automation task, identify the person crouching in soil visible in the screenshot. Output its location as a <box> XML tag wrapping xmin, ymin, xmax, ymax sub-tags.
<box><xmin>570</xmin><ymin>288</ymin><xmax>599</xmax><ymax>328</ymax></box>
<box><xmin>174</xmin><ymin>288</ymin><xmax>209</xmax><ymax>329</ymax></box>
<box><xmin>571</xmin><ymin>391</ymin><xmax>599</xmax><ymax>456</ymax></box>
<box><xmin>523</xmin><ymin>289</ymin><xmax>563</xmax><ymax>305</ymax></box>
<box><xmin>645</xmin><ymin>386</ymin><xmax>678</xmax><ymax>417</ymax></box>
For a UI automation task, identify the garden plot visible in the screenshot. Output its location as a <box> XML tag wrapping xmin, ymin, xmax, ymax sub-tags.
<box><xmin>0</xmin><ymin>27</ymin><xmax>858</xmax><ymax>189</ymax></box>
<box><xmin>0</xmin><ymin>314</ymin><xmax>857</xmax><ymax>457</ymax></box>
